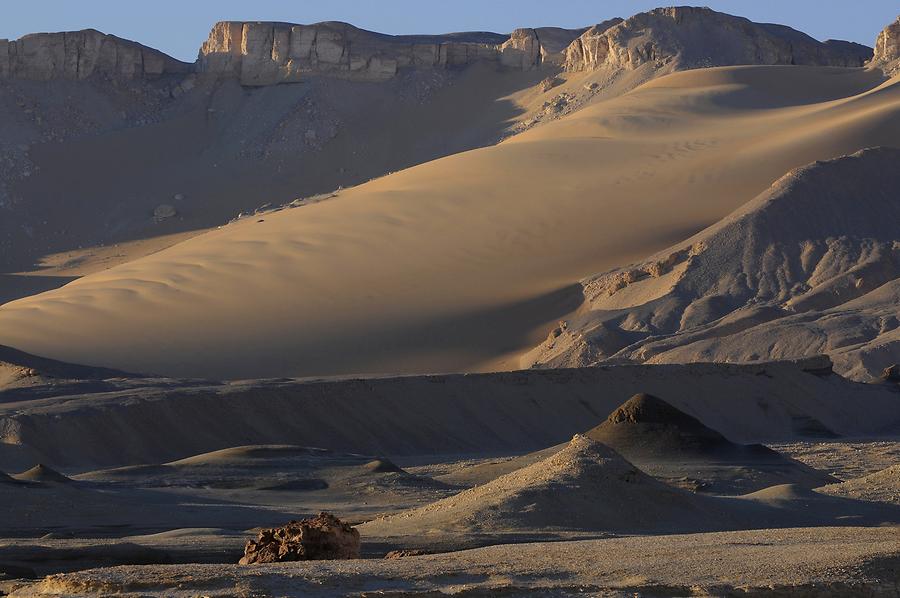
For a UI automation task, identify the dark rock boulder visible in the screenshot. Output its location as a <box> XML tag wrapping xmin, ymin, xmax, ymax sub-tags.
<box><xmin>239</xmin><ymin>513</ymin><xmax>360</xmax><ymax>564</ymax></box>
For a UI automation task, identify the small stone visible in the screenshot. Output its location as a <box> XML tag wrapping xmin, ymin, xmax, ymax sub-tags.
<box><xmin>384</xmin><ymin>549</ymin><xmax>428</xmax><ymax>559</ymax></box>
<box><xmin>881</xmin><ymin>364</ymin><xmax>900</xmax><ymax>382</ymax></box>
<box><xmin>153</xmin><ymin>204</ymin><xmax>177</xmax><ymax>221</ymax></box>
<box><xmin>540</xmin><ymin>76</ymin><xmax>562</xmax><ymax>92</ymax></box>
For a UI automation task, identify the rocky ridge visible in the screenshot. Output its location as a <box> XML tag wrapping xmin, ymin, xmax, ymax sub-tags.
<box><xmin>197</xmin><ymin>21</ymin><xmax>559</xmax><ymax>85</ymax></box>
<box><xmin>526</xmin><ymin>148</ymin><xmax>900</xmax><ymax>381</ymax></box>
<box><xmin>0</xmin><ymin>30</ymin><xmax>190</xmax><ymax>80</ymax></box>
<box><xmin>564</xmin><ymin>7</ymin><xmax>872</xmax><ymax>72</ymax></box>
<box><xmin>3</xmin><ymin>8</ymin><xmax>886</xmax><ymax>88</ymax></box>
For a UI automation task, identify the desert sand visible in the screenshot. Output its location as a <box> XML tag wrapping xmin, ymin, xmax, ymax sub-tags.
<box><xmin>2</xmin><ymin>362</ymin><xmax>899</xmax><ymax>594</ymax></box>
<box><xmin>1</xmin><ymin>6</ymin><xmax>899</xmax><ymax>597</ymax></box>
<box><xmin>11</xmin><ymin>527</ymin><xmax>900</xmax><ymax>596</ymax></box>
<box><xmin>0</xmin><ymin>65</ymin><xmax>897</xmax><ymax>378</ymax></box>
<box><xmin>819</xmin><ymin>464</ymin><xmax>900</xmax><ymax>505</ymax></box>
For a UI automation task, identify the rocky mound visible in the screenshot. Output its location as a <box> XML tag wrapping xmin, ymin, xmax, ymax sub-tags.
<box><xmin>871</xmin><ymin>15</ymin><xmax>900</xmax><ymax>76</ymax></box>
<box><xmin>14</xmin><ymin>464</ymin><xmax>73</xmax><ymax>484</ymax></box>
<box><xmin>586</xmin><ymin>393</ymin><xmax>754</xmax><ymax>458</ymax></box>
<box><xmin>239</xmin><ymin>513</ymin><xmax>360</xmax><ymax>564</ymax></box>
<box><xmin>528</xmin><ymin>148</ymin><xmax>900</xmax><ymax>381</ymax></box>
<box><xmin>564</xmin><ymin>7</ymin><xmax>872</xmax><ymax>72</ymax></box>
<box><xmin>583</xmin><ymin>394</ymin><xmax>837</xmax><ymax>492</ymax></box>
<box><xmin>818</xmin><ymin>465</ymin><xmax>900</xmax><ymax>506</ymax></box>
<box><xmin>0</xmin><ymin>30</ymin><xmax>190</xmax><ymax>81</ymax></box>
<box><xmin>361</xmin><ymin>435</ymin><xmax>725</xmax><ymax>535</ymax></box>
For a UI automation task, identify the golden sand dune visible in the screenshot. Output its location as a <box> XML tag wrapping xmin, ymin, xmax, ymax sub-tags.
<box><xmin>0</xmin><ymin>66</ymin><xmax>897</xmax><ymax>378</ymax></box>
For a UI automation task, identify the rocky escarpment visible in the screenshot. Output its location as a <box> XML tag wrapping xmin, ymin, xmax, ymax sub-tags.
<box><xmin>565</xmin><ymin>7</ymin><xmax>872</xmax><ymax>72</ymax></box>
<box><xmin>871</xmin><ymin>15</ymin><xmax>900</xmax><ymax>76</ymax></box>
<box><xmin>197</xmin><ymin>21</ymin><xmax>558</xmax><ymax>85</ymax></box>
<box><xmin>527</xmin><ymin>148</ymin><xmax>900</xmax><ymax>381</ymax></box>
<box><xmin>0</xmin><ymin>29</ymin><xmax>190</xmax><ymax>80</ymax></box>
<box><xmin>0</xmin><ymin>22</ymin><xmax>585</xmax><ymax>87</ymax></box>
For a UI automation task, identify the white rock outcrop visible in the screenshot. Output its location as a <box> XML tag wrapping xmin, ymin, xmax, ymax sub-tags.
<box><xmin>871</xmin><ymin>15</ymin><xmax>900</xmax><ymax>76</ymax></box>
<box><xmin>0</xmin><ymin>29</ymin><xmax>190</xmax><ymax>80</ymax></box>
<box><xmin>197</xmin><ymin>22</ymin><xmax>549</xmax><ymax>85</ymax></box>
<box><xmin>564</xmin><ymin>7</ymin><xmax>872</xmax><ymax>72</ymax></box>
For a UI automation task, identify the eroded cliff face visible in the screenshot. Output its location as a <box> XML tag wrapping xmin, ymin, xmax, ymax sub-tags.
<box><xmin>3</xmin><ymin>10</ymin><xmax>880</xmax><ymax>87</ymax></box>
<box><xmin>871</xmin><ymin>16</ymin><xmax>900</xmax><ymax>76</ymax></box>
<box><xmin>564</xmin><ymin>7</ymin><xmax>872</xmax><ymax>72</ymax></box>
<box><xmin>197</xmin><ymin>21</ymin><xmax>548</xmax><ymax>85</ymax></box>
<box><xmin>0</xmin><ymin>29</ymin><xmax>190</xmax><ymax>80</ymax></box>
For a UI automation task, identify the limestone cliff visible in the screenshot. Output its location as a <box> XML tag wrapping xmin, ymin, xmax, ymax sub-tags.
<box><xmin>197</xmin><ymin>21</ymin><xmax>552</xmax><ymax>85</ymax></box>
<box><xmin>871</xmin><ymin>15</ymin><xmax>900</xmax><ymax>76</ymax></box>
<box><xmin>564</xmin><ymin>7</ymin><xmax>872</xmax><ymax>72</ymax></box>
<box><xmin>0</xmin><ymin>29</ymin><xmax>190</xmax><ymax>80</ymax></box>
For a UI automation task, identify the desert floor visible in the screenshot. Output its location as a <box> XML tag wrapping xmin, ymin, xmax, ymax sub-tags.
<box><xmin>2</xmin><ymin>357</ymin><xmax>899</xmax><ymax>596</ymax></box>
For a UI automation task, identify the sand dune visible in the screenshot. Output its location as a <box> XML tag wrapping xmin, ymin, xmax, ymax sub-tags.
<box><xmin>0</xmin><ymin>66</ymin><xmax>896</xmax><ymax>378</ymax></box>
<box><xmin>0</xmin><ymin>64</ymin><xmax>551</xmax><ymax>275</ymax></box>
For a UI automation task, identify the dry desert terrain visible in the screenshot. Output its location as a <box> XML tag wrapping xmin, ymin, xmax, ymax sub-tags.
<box><xmin>1</xmin><ymin>6</ymin><xmax>899</xmax><ymax>597</ymax></box>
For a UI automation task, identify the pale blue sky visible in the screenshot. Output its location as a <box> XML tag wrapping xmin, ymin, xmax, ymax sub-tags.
<box><xmin>2</xmin><ymin>1</ymin><xmax>897</xmax><ymax>62</ymax></box>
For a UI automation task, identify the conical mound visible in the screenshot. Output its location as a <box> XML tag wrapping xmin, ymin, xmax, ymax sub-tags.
<box><xmin>360</xmin><ymin>435</ymin><xmax>726</xmax><ymax>536</ymax></box>
<box><xmin>584</xmin><ymin>394</ymin><xmax>838</xmax><ymax>493</ymax></box>
<box><xmin>14</xmin><ymin>464</ymin><xmax>74</xmax><ymax>484</ymax></box>
<box><xmin>587</xmin><ymin>393</ymin><xmax>765</xmax><ymax>460</ymax></box>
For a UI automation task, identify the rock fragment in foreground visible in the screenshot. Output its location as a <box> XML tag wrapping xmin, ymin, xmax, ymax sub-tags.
<box><xmin>882</xmin><ymin>364</ymin><xmax>900</xmax><ymax>382</ymax></box>
<box><xmin>239</xmin><ymin>513</ymin><xmax>360</xmax><ymax>564</ymax></box>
